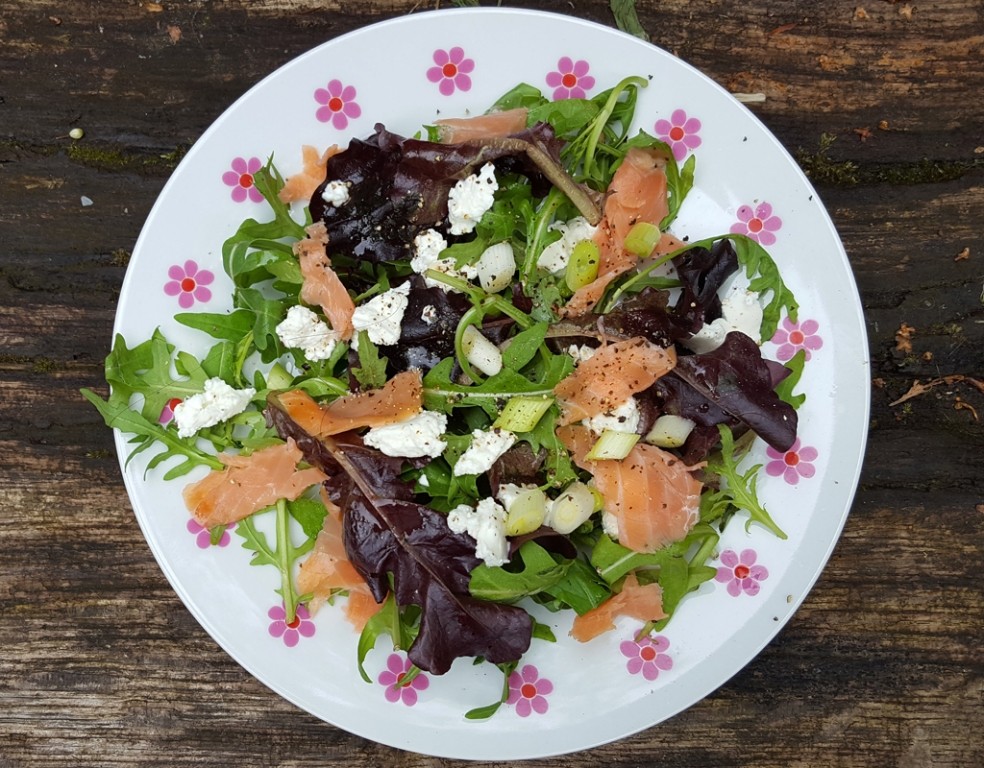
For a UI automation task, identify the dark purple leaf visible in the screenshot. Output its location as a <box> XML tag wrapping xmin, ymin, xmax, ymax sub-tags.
<box><xmin>310</xmin><ymin>123</ymin><xmax>567</xmax><ymax>265</ymax></box>
<box><xmin>266</xmin><ymin>392</ymin><xmax>534</xmax><ymax>675</ymax></box>
<box><xmin>668</xmin><ymin>332</ymin><xmax>797</xmax><ymax>453</ymax></box>
<box><xmin>671</xmin><ymin>239</ymin><xmax>739</xmax><ymax>334</ymax></box>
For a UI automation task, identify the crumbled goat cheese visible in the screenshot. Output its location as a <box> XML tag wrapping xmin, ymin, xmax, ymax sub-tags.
<box><xmin>448</xmin><ymin>162</ymin><xmax>497</xmax><ymax>235</ymax></box>
<box><xmin>410</xmin><ymin>228</ymin><xmax>475</xmax><ymax>291</ymax></box>
<box><xmin>583</xmin><ymin>397</ymin><xmax>641</xmax><ymax>435</ymax></box>
<box><xmin>537</xmin><ymin>216</ymin><xmax>598</xmax><ymax>274</ymax></box>
<box><xmin>420</xmin><ymin>304</ymin><xmax>438</xmax><ymax>325</ymax></box>
<box><xmin>446</xmin><ymin>498</ymin><xmax>509</xmax><ymax>567</ymax></box>
<box><xmin>275</xmin><ymin>305</ymin><xmax>337</xmax><ymax>361</ymax></box>
<box><xmin>453</xmin><ymin>428</ymin><xmax>517</xmax><ymax>477</ymax></box>
<box><xmin>321</xmin><ymin>179</ymin><xmax>351</xmax><ymax>207</ymax></box>
<box><xmin>566</xmin><ymin>344</ymin><xmax>597</xmax><ymax>364</ymax></box>
<box><xmin>684</xmin><ymin>285</ymin><xmax>763</xmax><ymax>353</ymax></box>
<box><xmin>351</xmin><ymin>281</ymin><xmax>411</xmax><ymax>350</ymax></box>
<box><xmin>601</xmin><ymin>510</ymin><xmax>620</xmax><ymax>539</ymax></box>
<box><xmin>173</xmin><ymin>378</ymin><xmax>255</xmax><ymax>438</ymax></box>
<box><xmin>362</xmin><ymin>410</ymin><xmax>448</xmax><ymax>459</ymax></box>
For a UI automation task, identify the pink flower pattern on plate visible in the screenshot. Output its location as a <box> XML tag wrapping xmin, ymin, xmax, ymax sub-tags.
<box><xmin>222</xmin><ymin>156</ymin><xmax>264</xmax><ymax>203</ymax></box>
<box><xmin>771</xmin><ymin>316</ymin><xmax>824</xmax><ymax>361</ymax></box>
<box><xmin>314</xmin><ymin>79</ymin><xmax>362</xmax><ymax>129</ymax></box>
<box><xmin>716</xmin><ymin>548</ymin><xmax>769</xmax><ymax>597</ymax></box>
<box><xmin>654</xmin><ymin>109</ymin><xmax>702</xmax><ymax>161</ymax></box>
<box><xmin>186</xmin><ymin>518</ymin><xmax>230</xmax><ymax>549</ymax></box>
<box><xmin>730</xmin><ymin>201</ymin><xmax>782</xmax><ymax>246</ymax></box>
<box><xmin>378</xmin><ymin>653</ymin><xmax>429</xmax><ymax>706</ymax></box>
<box><xmin>267</xmin><ymin>603</ymin><xmax>315</xmax><ymax>647</ymax></box>
<box><xmin>545</xmin><ymin>57</ymin><xmax>595</xmax><ymax>100</ymax></box>
<box><xmin>766</xmin><ymin>438</ymin><xmax>818</xmax><ymax>485</ymax></box>
<box><xmin>621</xmin><ymin>633</ymin><xmax>673</xmax><ymax>681</ymax></box>
<box><xmin>506</xmin><ymin>664</ymin><xmax>553</xmax><ymax>716</ymax></box>
<box><xmin>164</xmin><ymin>259</ymin><xmax>214</xmax><ymax>309</ymax></box>
<box><xmin>159</xmin><ymin>397</ymin><xmax>181</xmax><ymax>426</ymax></box>
<box><xmin>426</xmin><ymin>47</ymin><xmax>474</xmax><ymax>95</ymax></box>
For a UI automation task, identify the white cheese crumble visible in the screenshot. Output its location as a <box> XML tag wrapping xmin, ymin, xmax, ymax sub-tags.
<box><xmin>275</xmin><ymin>305</ymin><xmax>337</xmax><ymax>362</ymax></box>
<box><xmin>320</xmin><ymin>179</ymin><xmax>351</xmax><ymax>208</ymax></box>
<box><xmin>420</xmin><ymin>304</ymin><xmax>438</xmax><ymax>325</ymax></box>
<box><xmin>684</xmin><ymin>284</ymin><xmax>763</xmax><ymax>354</ymax></box>
<box><xmin>566</xmin><ymin>344</ymin><xmax>597</xmax><ymax>365</ymax></box>
<box><xmin>583</xmin><ymin>397</ymin><xmax>641</xmax><ymax>435</ymax></box>
<box><xmin>362</xmin><ymin>410</ymin><xmax>448</xmax><ymax>459</ymax></box>
<box><xmin>351</xmin><ymin>281</ymin><xmax>411</xmax><ymax>350</ymax></box>
<box><xmin>446</xmin><ymin>498</ymin><xmax>509</xmax><ymax>567</ymax></box>
<box><xmin>537</xmin><ymin>216</ymin><xmax>598</xmax><ymax>274</ymax></box>
<box><xmin>173</xmin><ymin>378</ymin><xmax>255</xmax><ymax>439</ymax></box>
<box><xmin>410</xmin><ymin>228</ymin><xmax>475</xmax><ymax>291</ymax></box>
<box><xmin>453</xmin><ymin>428</ymin><xmax>517</xmax><ymax>477</ymax></box>
<box><xmin>601</xmin><ymin>510</ymin><xmax>620</xmax><ymax>539</ymax></box>
<box><xmin>447</xmin><ymin>162</ymin><xmax>498</xmax><ymax>235</ymax></box>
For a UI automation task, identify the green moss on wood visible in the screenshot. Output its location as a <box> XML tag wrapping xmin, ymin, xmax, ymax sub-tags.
<box><xmin>65</xmin><ymin>142</ymin><xmax>187</xmax><ymax>175</ymax></box>
<box><xmin>797</xmin><ymin>133</ymin><xmax>982</xmax><ymax>187</ymax></box>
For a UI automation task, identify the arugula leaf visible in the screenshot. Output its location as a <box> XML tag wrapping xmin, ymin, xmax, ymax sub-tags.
<box><xmin>610</xmin><ymin>0</ymin><xmax>650</xmax><ymax>41</ymax></box>
<box><xmin>775</xmin><ymin>349</ymin><xmax>807</xmax><ymax>409</ymax></box>
<box><xmin>175</xmin><ymin>309</ymin><xmax>254</xmax><ymax>343</ymax></box>
<box><xmin>541</xmin><ymin>557</ymin><xmax>611</xmax><ymax>614</ymax></box>
<box><xmin>469</xmin><ymin>541</ymin><xmax>571</xmax><ymax>602</ymax></box>
<box><xmin>464</xmin><ymin>660</ymin><xmax>519</xmax><ymax>720</ymax></box>
<box><xmin>351</xmin><ymin>332</ymin><xmax>389</xmax><ymax>390</ymax></box>
<box><xmin>235</xmin><ymin>498</ymin><xmax>315</xmax><ymax>624</ymax></box>
<box><xmin>704</xmin><ymin>425</ymin><xmax>787</xmax><ymax>539</ymax></box>
<box><xmin>501</xmin><ymin>321</ymin><xmax>548</xmax><ymax>371</ymax></box>
<box><xmin>730</xmin><ymin>235</ymin><xmax>800</xmax><ymax>340</ymax></box>
<box><xmin>357</xmin><ymin>594</ymin><xmax>420</xmax><ymax>683</ymax></box>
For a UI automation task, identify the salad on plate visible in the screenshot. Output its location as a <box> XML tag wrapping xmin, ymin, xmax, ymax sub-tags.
<box><xmin>84</xmin><ymin>75</ymin><xmax>802</xmax><ymax>718</ymax></box>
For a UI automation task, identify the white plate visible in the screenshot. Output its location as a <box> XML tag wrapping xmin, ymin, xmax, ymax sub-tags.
<box><xmin>114</xmin><ymin>8</ymin><xmax>869</xmax><ymax>760</ymax></box>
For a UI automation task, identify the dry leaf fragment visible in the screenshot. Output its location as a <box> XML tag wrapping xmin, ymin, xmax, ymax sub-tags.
<box><xmin>768</xmin><ymin>22</ymin><xmax>798</xmax><ymax>36</ymax></box>
<box><xmin>954</xmin><ymin>398</ymin><xmax>979</xmax><ymax>422</ymax></box>
<box><xmin>895</xmin><ymin>322</ymin><xmax>916</xmax><ymax>353</ymax></box>
<box><xmin>889</xmin><ymin>375</ymin><xmax>984</xmax><ymax>406</ymax></box>
<box><xmin>878</xmin><ymin>120</ymin><xmax>890</xmax><ymax>130</ymax></box>
<box><xmin>872</xmin><ymin>377</ymin><xmax>886</xmax><ymax>389</ymax></box>
<box><xmin>167</xmin><ymin>25</ymin><xmax>182</xmax><ymax>44</ymax></box>
<box><xmin>854</xmin><ymin>126</ymin><xmax>873</xmax><ymax>142</ymax></box>
<box><xmin>144</xmin><ymin>2</ymin><xmax>163</xmax><ymax>12</ymax></box>
<box><xmin>854</xmin><ymin>7</ymin><xmax>869</xmax><ymax>20</ymax></box>
<box><xmin>954</xmin><ymin>247</ymin><xmax>970</xmax><ymax>261</ymax></box>
<box><xmin>899</xmin><ymin>3</ymin><xmax>914</xmax><ymax>18</ymax></box>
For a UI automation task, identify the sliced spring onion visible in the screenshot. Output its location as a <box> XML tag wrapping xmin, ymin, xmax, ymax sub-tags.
<box><xmin>461</xmin><ymin>325</ymin><xmax>503</xmax><ymax>377</ymax></box>
<box><xmin>504</xmin><ymin>487</ymin><xmax>549</xmax><ymax>536</ymax></box>
<box><xmin>475</xmin><ymin>242</ymin><xmax>516</xmax><ymax>293</ymax></box>
<box><xmin>494</xmin><ymin>396</ymin><xmax>553</xmax><ymax>433</ymax></box>
<box><xmin>644</xmin><ymin>414</ymin><xmax>696</xmax><ymax>448</ymax></box>
<box><xmin>584</xmin><ymin>429</ymin><xmax>640</xmax><ymax>461</ymax></box>
<box><xmin>266</xmin><ymin>362</ymin><xmax>294</xmax><ymax>390</ymax></box>
<box><xmin>623</xmin><ymin>221</ymin><xmax>662</xmax><ymax>257</ymax></box>
<box><xmin>545</xmin><ymin>481</ymin><xmax>595</xmax><ymax>534</ymax></box>
<box><xmin>565</xmin><ymin>238</ymin><xmax>601</xmax><ymax>290</ymax></box>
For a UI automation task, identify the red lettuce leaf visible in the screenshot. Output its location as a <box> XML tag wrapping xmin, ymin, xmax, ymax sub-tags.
<box><xmin>267</xmin><ymin>394</ymin><xmax>533</xmax><ymax>675</ymax></box>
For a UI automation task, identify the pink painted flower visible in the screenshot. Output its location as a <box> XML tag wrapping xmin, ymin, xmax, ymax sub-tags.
<box><xmin>545</xmin><ymin>57</ymin><xmax>595</xmax><ymax>100</ymax></box>
<box><xmin>730</xmin><ymin>201</ymin><xmax>782</xmax><ymax>246</ymax></box>
<box><xmin>267</xmin><ymin>603</ymin><xmax>315</xmax><ymax>647</ymax></box>
<box><xmin>426</xmin><ymin>47</ymin><xmax>474</xmax><ymax>96</ymax></box>
<box><xmin>159</xmin><ymin>397</ymin><xmax>181</xmax><ymax>426</ymax></box>
<box><xmin>164</xmin><ymin>259</ymin><xmax>214</xmax><ymax>309</ymax></box>
<box><xmin>378</xmin><ymin>653</ymin><xmax>429</xmax><ymax>706</ymax></box>
<box><xmin>771</xmin><ymin>316</ymin><xmax>824</xmax><ymax>361</ymax></box>
<box><xmin>654</xmin><ymin>109</ymin><xmax>702</xmax><ymax>161</ymax></box>
<box><xmin>222</xmin><ymin>156</ymin><xmax>264</xmax><ymax>203</ymax></box>
<box><xmin>766</xmin><ymin>438</ymin><xmax>819</xmax><ymax>485</ymax></box>
<box><xmin>621</xmin><ymin>633</ymin><xmax>673</xmax><ymax>681</ymax></box>
<box><xmin>314</xmin><ymin>79</ymin><xmax>362</xmax><ymax>129</ymax></box>
<box><xmin>715</xmin><ymin>548</ymin><xmax>769</xmax><ymax>597</ymax></box>
<box><xmin>186</xmin><ymin>518</ymin><xmax>230</xmax><ymax>549</ymax></box>
<box><xmin>506</xmin><ymin>664</ymin><xmax>553</xmax><ymax>717</ymax></box>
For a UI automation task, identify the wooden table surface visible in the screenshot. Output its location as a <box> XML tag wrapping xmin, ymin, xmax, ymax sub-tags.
<box><xmin>2</xmin><ymin>1</ymin><xmax>982</xmax><ymax>766</ymax></box>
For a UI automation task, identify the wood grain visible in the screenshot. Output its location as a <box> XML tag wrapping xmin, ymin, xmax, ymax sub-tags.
<box><xmin>1</xmin><ymin>1</ymin><xmax>982</xmax><ymax>766</ymax></box>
